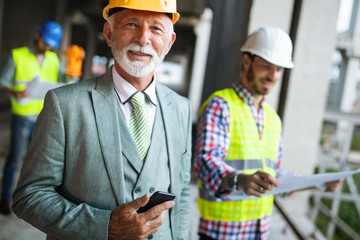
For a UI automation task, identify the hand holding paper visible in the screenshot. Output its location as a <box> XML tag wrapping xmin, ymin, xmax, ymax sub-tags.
<box><xmin>17</xmin><ymin>75</ymin><xmax>64</xmax><ymax>105</ymax></box>
<box><xmin>25</xmin><ymin>75</ymin><xmax>64</xmax><ymax>99</ymax></box>
<box><xmin>227</xmin><ymin>168</ymin><xmax>360</xmax><ymax>201</ymax></box>
<box><xmin>237</xmin><ymin>170</ymin><xmax>279</xmax><ymax>197</ymax></box>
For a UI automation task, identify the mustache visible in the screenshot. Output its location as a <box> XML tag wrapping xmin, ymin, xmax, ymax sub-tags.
<box><xmin>259</xmin><ymin>76</ymin><xmax>273</xmax><ymax>82</ymax></box>
<box><xmin>126</xmin><ymin>44</ymin><xmax>156</xmax><ymax>57</ymax></box>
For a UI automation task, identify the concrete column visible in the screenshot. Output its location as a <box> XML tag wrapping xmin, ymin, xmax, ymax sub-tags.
<box><xmin>336</xmin><ymin>1</ymin><xmax>360</xmax><ymax>151</ymax></box>
<box><xmin>201</xmin><ymin>0</ymin><xmax>252</xmax><ymax>103</ymax></box>
<box><xmin>283</xmin><ymin>0</ymin><xmax>339</xmax><ymax>176</ymax></box>
<box><xmin>188</xmin><ymin>8</ymin><xmax>213</xmax><ymax>121</ymax></box>
<box><xmin>280</xmin><ymin>0</ymin><xmax>340</xmax><ymax>234</ymax></box>
<box><xmin>340</xmin><ymin>1</ymin><xmax>360</xmax><ymax>112</ymax></box>
<box><xmin>336</xmin><ymin>59</ymin><xmax>359</xmax><ymax>150</ymax></box>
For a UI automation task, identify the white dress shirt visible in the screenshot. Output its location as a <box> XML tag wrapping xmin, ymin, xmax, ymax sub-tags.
<box><xmin>112</xmin><ymin>67</ymin><xmax>157</xmax><ymax>134</ymax></box>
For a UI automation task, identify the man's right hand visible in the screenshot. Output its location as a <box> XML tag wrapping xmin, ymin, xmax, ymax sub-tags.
<box><xmin>13</xmin><ymin>90</ymin><xmax>30</xmax><ymax>99</ymax></box>
<box><xmin>108</xmin><ymin>194</ymin><xmax>175</xmax><ymax>240</ymax></box>
<box><xmin>237</xmin><ymin>170</ymin><xmax>279</xmax><ymax>197</ymax></box>
<box><xmin>3</xmin><ymin>87</ymin><xmax>30</xmax><ymax>99</ymax></box>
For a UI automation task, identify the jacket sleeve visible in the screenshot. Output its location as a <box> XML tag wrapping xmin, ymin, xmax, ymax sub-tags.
<box><xmin>177</xmin><ymin>99</ymin><xmax>192</xmax><ymax>240</ymax></box>
<box><xmin>12</xmin><ymin>90</ymin><xmax>111</xmax><ymax>240</ymax></box>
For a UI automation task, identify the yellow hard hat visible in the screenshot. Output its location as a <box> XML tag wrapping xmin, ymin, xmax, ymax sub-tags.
<box><xmin>103</xmin><ymin>0</ymin><xmax>180</xmax><ymax>24</ymax></box>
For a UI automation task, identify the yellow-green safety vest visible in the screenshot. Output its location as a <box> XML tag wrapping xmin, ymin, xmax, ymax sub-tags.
<box><xmin>11</xmin><ymin>46</ymin><xmax>59</xmax><ymax>116</ymax></box>
<box><xmin>198</xmin><ymin>88</ymin><xmax>282</xmax><ymax>222</ymax></box>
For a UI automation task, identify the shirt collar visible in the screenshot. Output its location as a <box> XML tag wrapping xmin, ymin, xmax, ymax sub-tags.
<box><xmin>112</xmin><ymin>67</ymin><xmax>157</xmax><ymax>106</ymax></box>
<box><xmin>232</xmin><ymin>82</ymin><xmax>265</xmax><ymax>106</ymax></box>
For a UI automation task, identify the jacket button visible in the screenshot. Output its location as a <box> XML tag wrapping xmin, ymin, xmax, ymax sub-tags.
<box><xmin>134</xmin><ymin>187</ymin><xmax>141</xmax><ymax>193</ymax></box>
<box><xmin>149</xmin><ymin>187</ymin><xmax>155</xmax><ymax>193</ymax></box>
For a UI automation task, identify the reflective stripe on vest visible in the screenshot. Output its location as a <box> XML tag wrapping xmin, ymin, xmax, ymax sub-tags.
<box><xmin>197</xmin><ymin>88</ymin><xmax>282</xmax><ymax>222</ymax></box>
<box><xmin>11</xmin><ymin>47</ymin><xmax>59</xmax><ymax>116</ymax></box>
<box><xmin>224</xmin><ymin>158</ymin><xmax>276</xmax><ymax>170</ymax></box>
<box><xmin>199</xmin><ymin>185</ymin><xmax>270</xmax><ymax>202</ymax></box>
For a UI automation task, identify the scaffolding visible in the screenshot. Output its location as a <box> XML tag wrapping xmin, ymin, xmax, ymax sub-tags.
<box><xmin>309</xmin><ymin>109</ymin><xmax>360</xmax><ymax>240</ymax></box>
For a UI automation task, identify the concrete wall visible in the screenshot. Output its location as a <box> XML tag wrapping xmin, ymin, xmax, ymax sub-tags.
<box><xmin>283</xmin><ymin>0</ymin><xmax>340</xmax><ymax>175</ymax></box>
<box><xmin>281</xmin><ymin>1</ymin><xmax>340</xmax><ymax>234</ymax></box>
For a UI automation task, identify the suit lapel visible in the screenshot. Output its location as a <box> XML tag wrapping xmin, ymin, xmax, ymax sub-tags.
<box><xmin>91</xmin><ymin>69</ymin><xmax>125</xmax><ymax>204</ymax></box>
<box><xmin>117</xmin><ymin>113</ymin><xmax>144</xmax><ymax>173</ymax></box>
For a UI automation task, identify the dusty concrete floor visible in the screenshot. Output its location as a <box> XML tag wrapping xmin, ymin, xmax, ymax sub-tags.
<box><xmin>0</xmin><ymin>112</ymin><xmax>45</xmax><ymax>240</ymax></box>
<box><xmin>0</xmin><ymin>214</ymin><xmax>45</xmax><ymax>240</ymax></box>
<box><xmin>0</xmin><ymin>111</ymin><xmax>298</xmax><ymax>240</ymax></box>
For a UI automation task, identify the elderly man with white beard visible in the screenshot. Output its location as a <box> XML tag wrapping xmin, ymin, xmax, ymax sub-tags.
<box><xmin>12</xmin><ymin>1</ymin><xmax>192</xmax><ymax>240</ymax></box>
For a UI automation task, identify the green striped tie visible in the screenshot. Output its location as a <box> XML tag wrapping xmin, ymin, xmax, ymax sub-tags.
<box><xmin>129</xmin><ymin>92</ymin><xmax>151</xmax><ymax>160</ymax></box>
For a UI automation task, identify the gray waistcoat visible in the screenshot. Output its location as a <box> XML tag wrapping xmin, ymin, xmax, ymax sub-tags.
<box><xmin>123</xmin><ymin>104</ymin><xmax>172</xmax><ymax>240</ymax></box>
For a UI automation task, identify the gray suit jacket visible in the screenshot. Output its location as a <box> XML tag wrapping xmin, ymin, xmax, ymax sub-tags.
<box><xmin>12</xmin><ymin>69</ymin><xmax>192</xmax><ymax>240</ymax></box>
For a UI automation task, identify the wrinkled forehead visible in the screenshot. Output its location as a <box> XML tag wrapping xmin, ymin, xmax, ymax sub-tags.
<box><xmin>110</xmin><ymin>8</ymin><xmax>173</xmax><ymax>26</ymax></box>
<box><xmin>108</xmin><ymin>7</ymin><xmax>173</xmax><ymax>21</ymax></box>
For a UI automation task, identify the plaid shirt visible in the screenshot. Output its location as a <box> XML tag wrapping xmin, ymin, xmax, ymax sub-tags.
<box><xmin>194</xmin><ymin>82</ymin><xmax>285</xmax><ymax>240</ymax></box>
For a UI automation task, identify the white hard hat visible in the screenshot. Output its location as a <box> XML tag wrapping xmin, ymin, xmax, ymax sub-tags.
<box><xmin>240</xmin><ymin>26</ymin><xmax>294</xmax><ymax>68</ymax></box>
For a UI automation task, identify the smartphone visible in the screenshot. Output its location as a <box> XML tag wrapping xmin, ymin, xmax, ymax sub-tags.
<box><xmin>137</xmin><ymin>191</ymin><xmax>176</xmax><ymax>213</ymax></box>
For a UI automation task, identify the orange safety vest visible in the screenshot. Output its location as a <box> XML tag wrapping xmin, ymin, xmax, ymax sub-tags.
<box><xmin>64</xmin><ymin>44</ymin><xmax>85</xmax><ymax>78</ymax></box>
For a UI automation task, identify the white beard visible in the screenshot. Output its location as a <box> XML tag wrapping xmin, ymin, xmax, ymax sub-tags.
<box><xmin>112</xmin><ymin>41</ymin><xmax>168</xmax><ymax>78</ymax></box>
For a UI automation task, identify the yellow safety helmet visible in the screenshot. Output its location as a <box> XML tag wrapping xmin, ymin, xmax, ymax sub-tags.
<box><xmin>103</xmin><ymin>0</ymin><xmax>180</xmax><ymax>24</ymax></box>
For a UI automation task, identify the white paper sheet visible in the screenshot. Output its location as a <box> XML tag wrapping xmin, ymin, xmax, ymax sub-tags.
<box><xmin>17</xmin><ymin>75</ymin><xmax>64</xmax><ymax>105</ymax></box>
<box><xmin>226</xmin><ymin>168</ymin><xmax>360</xmax><ymax>201</ymax></box>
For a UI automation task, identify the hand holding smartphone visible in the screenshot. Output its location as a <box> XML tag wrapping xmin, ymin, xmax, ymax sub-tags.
<box><xmin>137</xmin><ymin>191</ymin><xmax>176</xmax><ymax>213</ymax></box>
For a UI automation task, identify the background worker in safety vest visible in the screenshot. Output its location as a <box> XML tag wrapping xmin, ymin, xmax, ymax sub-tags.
<box><xmin>11</xmin><ymin>0</ymin><xmax>192</xmax><ymax>239</ymax></box>
<box><xmin>64</xmin><ymin>44</ymin><xmax>85</xmax><ymax>83</ymax></box>
<box><xmin>194</xmin><ymin>26</ymin><xmax>343</xmax><ymax>240</ymax></box>
<box><xmin>0</xmin><ymin>21</ymin><xmax>64</xmax><ymax>215</ymax></box>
